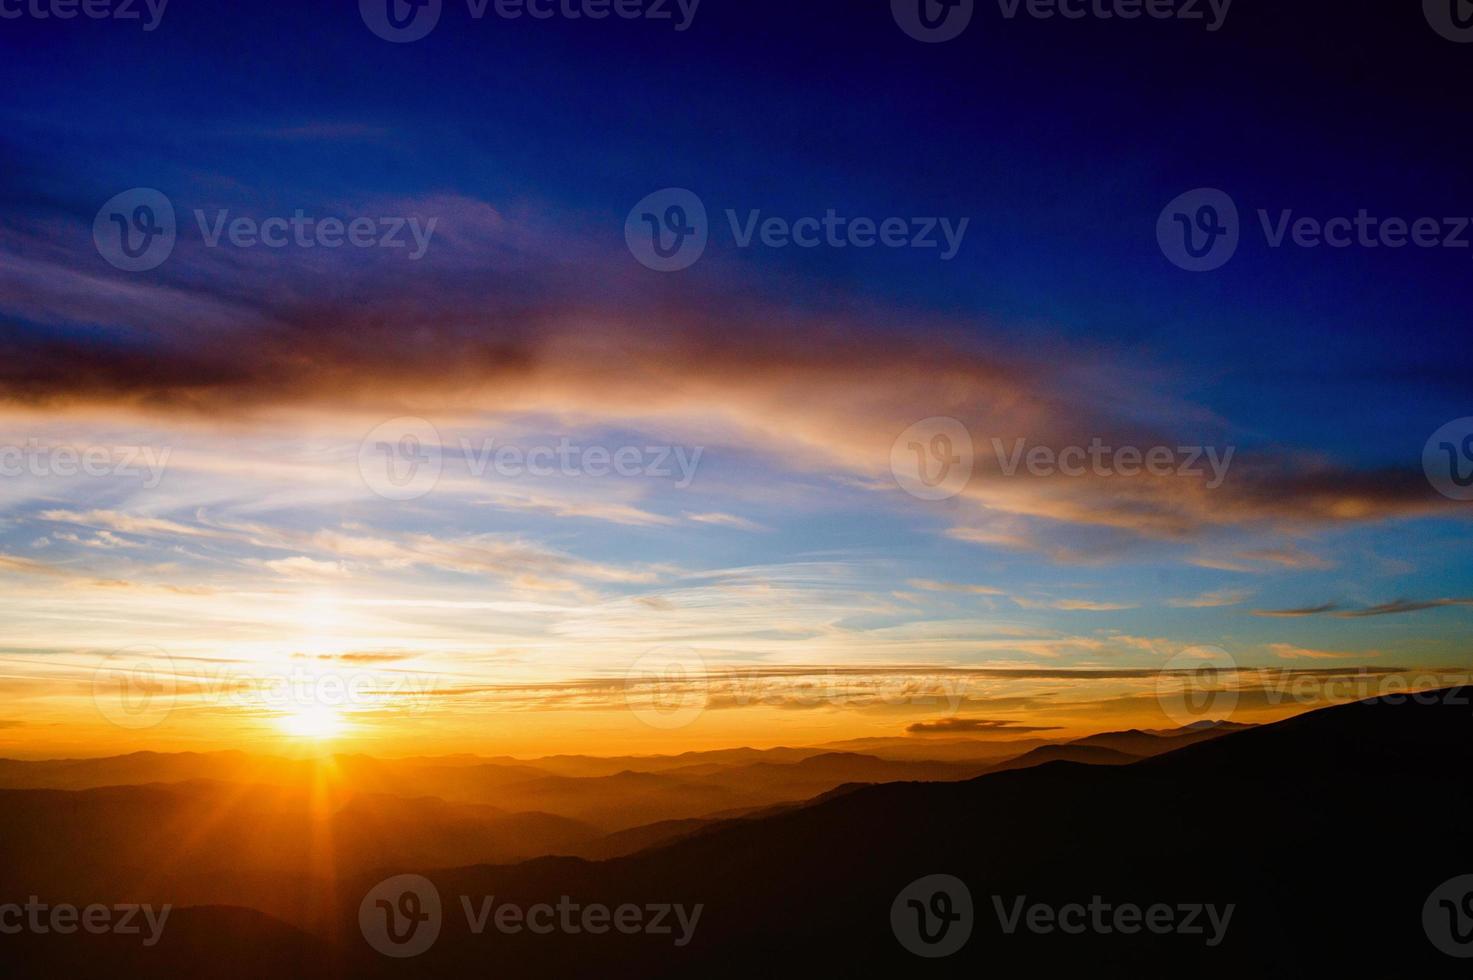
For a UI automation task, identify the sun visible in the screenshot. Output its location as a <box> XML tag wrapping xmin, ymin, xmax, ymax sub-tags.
<box><xmin>275</xmin><ymin>703</ymin><xmax>347</xmax><ymax>739</ymax></box>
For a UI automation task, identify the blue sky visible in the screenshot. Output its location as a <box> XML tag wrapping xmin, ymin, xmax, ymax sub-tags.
<box><xmin>0</xmin><ymin>0</ymin><xmax>1470</xmax><ymax>753</ymax></box>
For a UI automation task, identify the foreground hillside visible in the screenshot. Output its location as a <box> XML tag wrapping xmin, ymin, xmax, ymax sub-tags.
<box><xmin>4</xmin><ymin>692</ymin><xmax>1468</xmax><ymax>976</ymax></box>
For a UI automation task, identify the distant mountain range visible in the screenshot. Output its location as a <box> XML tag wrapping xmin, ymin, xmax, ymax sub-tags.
<box><xmin>5</xmin><ymin>702</ymin><xmax>1467</xmax><ymax>976</ymax></box>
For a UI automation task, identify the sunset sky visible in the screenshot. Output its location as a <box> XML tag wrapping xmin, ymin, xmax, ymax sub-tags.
<box><xmin>1</xmin><ymin>2</ymin><xmax>1470</xmax><ymax>758</ymax></box>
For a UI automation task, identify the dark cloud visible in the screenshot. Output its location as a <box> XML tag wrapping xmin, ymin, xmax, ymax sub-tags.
<box><xmin>1252</xmin><ymin>603</ymin><xmax>1342</xmax><ymax>618</ymax></box>
<box><xmin>1253</xmin><ymin>599</ymin><xmax>1473</xmax><ymax>619</ymax></box>
<box><xmin>906</xmin><ymin>718</ymin><xmax>1060</xmax><ymax>735</ymax></box>
<box><xmin>1336</xmin><ymin>598</ymin><xmax>1473</xmax><ymax>618</ymax></box>
<box><xmin>0</xmin><ymin>195</ymin><xmax>1463</xmax><ymax>546</ymax></box>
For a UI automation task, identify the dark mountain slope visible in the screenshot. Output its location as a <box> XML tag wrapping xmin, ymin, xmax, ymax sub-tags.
<box><xmin>335</xmin><ymin>689</ymin><xmax>1473</xmax><ymax>978</ymax></box>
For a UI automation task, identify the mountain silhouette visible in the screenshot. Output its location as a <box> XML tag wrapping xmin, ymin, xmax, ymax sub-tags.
<box><xmin>326</xmin><ymin>689</ymin><xmax>1471</xmax><ymax>977</ymax></box>
<box><xmin>3</xmin><ymin>694</ymin><xmax>1467</xmax><ymax>977</ymax></box>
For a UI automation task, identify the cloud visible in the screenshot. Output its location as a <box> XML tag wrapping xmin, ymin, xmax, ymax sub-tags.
<box><xmin>38</xmin><ymin>510</ymin><xmax>220</xmax><ymax>539</ymax></box>
<box><xmin>262</xmin><ymin>556</ymin><xmax>350</xmax><ymax>580</ymax></box>
<box><xmin>306</xmin><ymin>529</ymin><xmax>659</xmax><ymax>590</ymax></box>
<box><xmin>1334</xmin><ymin>598</ymin><xmax>1473</xmax><ymax>618</ymax></box>
<box><xmin>478</xmin><ymin>491</ymin><xmax>675</xmax><ymax>528</ymax></box>
<box><xmin>1252</xmin><ymin>603</ymin><xmax>1341</xmax><ymax>618</ymax></box>
<box><xmin>52</xmin><ymin>530</ymin><xmax>141</xmax><ymax>550</ymax></box>
<box><xmin>907</xmin><ymin>578</ymin><xmax>1005</xmax><ymax>596</ymax></box>
<box><xmin>906</xmin><ymin>717</ymin><xmax>1060</xmax><ymax>735</ymax></box>
<box><xmin>1254</xmin><ymin>599</ymin><xmax>1473</xmax><ymax>619</ymax></box>
<box><xmin>1013</xmin><ymin>597</ymin><xmax>1137</xmax><ymax>612</ymax></box>
<box><xmin>1268</xmin><ymin>643</ymin><xmax>1375</xmax><ymax>661</ymax></box>
<box><xmin>1</xmin><ymin>195</ymin><xmax>1460</xmax><ymax>554</ymax></box>
<box><xmin>1167</xmin><ymin>588</ymin><xmax>1254</xmax><ymax>608</ymax></box>
<box><xmin>1233</xmin><ymin>546</ymin><xmax>1335</xmax><ymax>570</ymax></box>
<box><xmin>315</xmin><ymin>652</ymin><xmax>414</xmax><ymax>663</ymax></box>
<box><xmin>0</xmin><ymin>553</ymin><xmax>64</xmax><ymax>576</ymax></box>
<box><xmin>685</xmin><ymin>512</ymin><xmax>769</xmax><ymax>532</ymax></box>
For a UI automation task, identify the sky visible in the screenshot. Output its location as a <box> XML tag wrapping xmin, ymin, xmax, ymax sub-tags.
<box><xmin>0</xmin><ymin>0</ymin><xmax>1470</xmax><ymax>757</ymax></box>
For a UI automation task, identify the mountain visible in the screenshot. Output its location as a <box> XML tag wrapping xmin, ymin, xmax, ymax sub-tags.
<box><xmin>4</xmin><ymin>694</ymin><xmax>1465</xmax><ymax>977</ymax></box>
<box><xmin>323</xmin><ymin>688</ymin><xmax>1471</xmax><ymax>977</ymax></box>
<box><xmin>984</xmin><ymin>743</ymin><xmax>1141</xmax><ymax>772</ymax></box>
<box><xmin>0</xmin><ymin>780</ymin><xmax>598</xmax><ymax>916</ymax></box>
<box><xmin>813</xmin><ymin>735</ymin><xmax>1056</xmax><ymax>762</ymax></box>
<box><xmin>1066</xmin><ymin>720</ymin><xmax>1254</xmax><ymax>757</ymax></box>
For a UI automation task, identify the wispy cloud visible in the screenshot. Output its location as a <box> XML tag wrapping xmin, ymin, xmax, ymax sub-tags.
<box><xmin>906</xmin><ymin>718</ymin><xmax>1059</xmax><ymax>735</ymax></box>
<box><xmin>1013</xmin><ymin>597</ymin><xmax>1137</xmax><ymax>612</ymax></box>
<box><xmin>1253</xmin><ymin>598</ymin><xmax>1473</xmax><ymax>618</ymax></box>
<box><xmin>1167</xmin><ymin>588</ymin><xmax>1254</xmax><ymax>608</ymax></box>
<box><xmin>685</xmin><ymin>512</ymin><xmax>769</xmax><ymax>532</ymax></box>
<box><xmin>1252</xmin><ymin>603</ymin><xmax>1341</xmax><ymax>618</ymax></box>
<box><xmin>907</xmin><ymin>578</ymin><xmax>1005</xmax><ymax>596</ymax></box>
<box><xmin>1268</xmin><ymin>643</ymin><xmax>1375</xmax><ymax>661</ymax></box>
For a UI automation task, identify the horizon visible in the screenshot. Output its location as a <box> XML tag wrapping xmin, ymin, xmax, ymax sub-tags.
<box><xmin>3</xmin><ymin>2</ymin><xmax>1473</xmax><ymax>759</ymax></box>
<box><xmin>4</xmin><ymin>1</ymin><xmax>1473</xmax><ymax>973</ymax></box>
